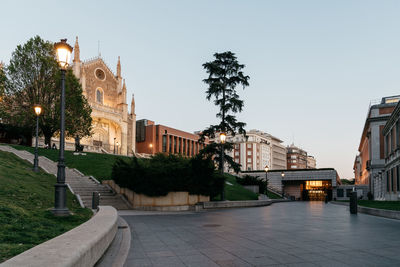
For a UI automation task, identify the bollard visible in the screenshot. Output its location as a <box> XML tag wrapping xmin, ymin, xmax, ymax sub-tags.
<box><xmin>350</xmin><ymin>191</ymin><xmax>357</xmax><ymax>214</ymax></box>
<box><xmin>92</xmin><ymin>191</ymin><xmax>100</xmax><ymax>209</ymax></box>
<box><xmin>325</xmin><ymin>194</ymin><xmax>328</xmax><ymax>204</ymax></box>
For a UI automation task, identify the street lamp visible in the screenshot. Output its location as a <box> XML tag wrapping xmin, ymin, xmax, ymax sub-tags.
<box><xmin>33</xmin><ymin>105</ymin><xmax>42</xmax><ymax>172</ymax></box>
<box><xmin>53</xmin><ymin>39</ymin><xmax>73</xmax><ymax>216</ymax></box>
<box><xmin>220</xmin><ymin>132</ymin><xmax>226</xmax><ymax>201</ymax></box>
<box><xmin>116</xmin><ymin>141</ymin><xmax>119</xmax><ymax>154</ymax></box>
<box><xmin>113</xmin><ymin>137</ymin><xmax>116</xmax><ymax>154</ymax></box>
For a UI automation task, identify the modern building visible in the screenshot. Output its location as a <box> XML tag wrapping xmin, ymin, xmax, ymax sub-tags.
<box><xmin>354</xmin><ymin>95</ymin><xmax>400</xmax><ymax>196</ymax></box>
<box><xmin>381</xmin><ymin>100</ymin><xmax>400</xmax><ymax>200</ymax></box>
<box><xmin>244</xmin><ymin>168</ymin><xmax>341</xmax><ymax>201</ymax></box>
<box><xmin>286</xmin><ymin>144</ymin><xmax>308</xmax><ymax>169</ymax></box>
<box><xmin>72</xmin><ymin>37</ymin><xmax>136</xmax><ymax>155</ymax></box>
<box><xmin>226</xmin><ymin>129</ymin><xmax>286</xmax><ymax>172</ymax></box>
<box><xmin>135</xmin><ymin>119</ymin><xmax>206</xmax><ymax>156</ymax></box>
<box><xmin>307</xmin><ymin>155</ymin><xmax>317</xmax><ymax>169</ymax></box>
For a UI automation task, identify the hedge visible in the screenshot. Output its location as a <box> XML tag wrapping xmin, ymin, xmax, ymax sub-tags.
<box><xmin>111</xmin><ymin>153</ymin><xmax>224</xmax><ymax>198</ymax></box>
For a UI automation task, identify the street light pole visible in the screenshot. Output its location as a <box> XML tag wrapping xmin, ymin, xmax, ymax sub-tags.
<box><xmin>53</xmin><ymin>39</ymin><xmax>73</xmax><ymax>216</ymax></box>
<box><xmin>220</xmin><ymin>132</ymin><xmax>226</xmax><ymax>201</ymax></box>
<box><xmin>114</xmin><ymin>137</ymin><xmax>116</xmax><ymax>154</ymax></box>
<box><xmin>33</xmin><ymin>105</ymin><xmax>42</xmax><ymax>172</ymax></box>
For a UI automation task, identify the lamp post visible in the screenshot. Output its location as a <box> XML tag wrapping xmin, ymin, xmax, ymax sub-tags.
<box><xmin>264</xmin><ymin>165</ymin><xmax>269</xmax><ymax>197</ymax></box>
<box><xmin>116</xmin><ymin>141</ymin><xmax>119</xmax><ymax>154</ymax></box>
<box><xmin>113</xmin><ymin>137</ymin><xmax>116</xmax><ymax>154</ymax></box>
<box><xmin>220</xmin><ymin>132</ymin><xmax>226</xmax><ymax>201</ymax></box>
<box><xmin>33</xmin><ymin>105</ymin><xmax>42</xmax><ymax>172</ymax></box>
<box><xmin>53</xmin><ymin>39</ymin><xmax>73</xmax><ymax>216</ymax></box>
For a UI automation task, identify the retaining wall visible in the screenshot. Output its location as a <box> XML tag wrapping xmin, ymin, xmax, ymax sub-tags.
<box><xmin>103</xmin><ymin>180</ymin><xmax>209</xmax><ymax>210</ymax></box>
<box><xmin>2</xmin><ymin>206</ymin><xmax>118</xmax><ymax>267</ymax></box>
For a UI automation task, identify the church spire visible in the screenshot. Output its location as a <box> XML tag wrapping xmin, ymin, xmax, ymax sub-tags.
<box><xmin>131</xmin><ymin>93</ymin><xmax>135</xmax><ymax>115</ymax></box>
<box><xmin>73</xmin><ymin>36</ymin><xmax>80</xmax><ymax>63</ymax></box>
<box><xmin>116</xmin><ymin>56</ymin><xmax>121</xmax><ymax>78</ymax></box>
<box><xmin>122</xmin><ymin>79</ymin><xmax>126</xmax><ymax>90</ymax></box>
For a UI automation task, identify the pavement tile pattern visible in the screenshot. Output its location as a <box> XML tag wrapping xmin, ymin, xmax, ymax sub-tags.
<box><xmin>123</xmin><ymin>202</ymin><xmax>400</xmax><ymax>267</ymax></box>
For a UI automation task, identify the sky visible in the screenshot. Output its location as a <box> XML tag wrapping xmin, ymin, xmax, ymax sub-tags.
<box><xmin>1</xmin><ymin>0</ymin><xmax>400</xmax><ymax>179</ymax></box>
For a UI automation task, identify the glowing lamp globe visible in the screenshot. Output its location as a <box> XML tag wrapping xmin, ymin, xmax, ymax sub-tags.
<box><xmin>54</xmin><ymin>39</ymin><xmax>73</xmax><ymax>70</ymax></box>
<box><xmin>34</xmin><ymin>105</ymin><xmax>42</xmax><ymax>116</ymax></box>
<box><xmin>219</xmin><ymin>133</ymin><xmax>226</xmax><ymax>144</ymax></box>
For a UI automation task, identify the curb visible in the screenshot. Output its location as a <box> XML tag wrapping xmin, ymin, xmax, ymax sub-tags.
<box><xmin>331</xmin><ymin>201</ymin><xmax>400</xmax><ymax>220</ymax></box>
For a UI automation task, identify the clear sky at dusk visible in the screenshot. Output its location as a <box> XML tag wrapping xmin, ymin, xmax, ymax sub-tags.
<box><xmin>1</xmin><ymin>0</ymin><xmax>400</xmax><ymax>179</ymax></box>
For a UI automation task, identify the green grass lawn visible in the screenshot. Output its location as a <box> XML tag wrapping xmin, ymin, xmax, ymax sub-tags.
<box><xmin>266</xmin><ymin>190</ymin><xmax>283</xmax><ymax>199</ymax></box>
<box><xmin>336</xmin><ymin>200</ymin><xmax>400</xmax><ymax>211</ymax></box>
<box><xmin>0</xmin><ymin>150</ymin><xmax>92</xmax><ymax>263</ymax></box>
<box><xmin>10</xmin><ymin>144</ymin><xmax>127</xmax><ymax>181</ymax></box>
<box><xmin>218</xmin><ymin>174</ymin><xmax>258</xmax><ymax>201</ymax></box>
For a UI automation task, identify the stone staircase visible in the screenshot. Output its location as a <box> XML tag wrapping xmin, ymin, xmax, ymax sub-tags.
<box><xmin>0</xmin><ymin>145</ymin><xmax>131</xmax><ymax>210</ymax></box>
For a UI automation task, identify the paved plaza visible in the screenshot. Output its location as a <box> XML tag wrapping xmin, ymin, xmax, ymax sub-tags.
<box><xmin>122</xmin><ymin>202</ymin><xmax>400</xmax><ymax>267</ymax></box>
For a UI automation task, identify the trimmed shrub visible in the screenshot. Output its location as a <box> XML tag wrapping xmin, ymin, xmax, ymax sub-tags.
<box><xmin>111</xmin><ymin>153</ymin><xmax>224</xmax><ymax>197</ymax></box>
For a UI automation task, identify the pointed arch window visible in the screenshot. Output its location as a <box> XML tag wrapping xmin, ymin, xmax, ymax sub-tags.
<box><xmin>96</xmin><ymin>88</ymin><xmax>103</xmax><ymax>104</ymax></box>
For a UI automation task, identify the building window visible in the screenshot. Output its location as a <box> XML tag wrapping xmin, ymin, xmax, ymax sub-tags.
<box><xmin>247</xmin><ymin>158</ymin><xmax>251</xmax><ymax>163</ymax></box>
<box><xmin>183</xmin><ymin>139</ymin><xmax>186</xmax><ymax>155</ymax></box>
<box><xmin>247</xmin><ymin>151</ymin><xmax>251</xmax><ymax>155</ymax></box>
<box><xmin>96</xmin><ymin>88</ymin><xmax>103</xmax><ymax>104</ymax></box>
<box><xmin>397</xmin><ymin>165</ymin><xmax>400</xmax><ymax>192</ymax></box>
<box><xmin>169</xmin><ymin>135</ymin><xmax>172</xmax><ymax>153</ymax></box>
<box><xmin>235</xmin><ymin>151</ymin><xmax>239</xmax><ymax>156</ymax></box>
<box><xmin>291</xmin><ymin>155</ymin><xmax>296</xmax><ymax>159</ymax></box>
<box><xmin>178</xmin><ymin>137</ymin><xmax>181</xmax><ymax>154</ymax></box>
<box><xmin>162</xmin><ymin>135</ymin><xmax>167</xmax><ymax>152</ymax></box>
<box><xmin>337</xmin><ymin>189</ymin><xmax>344</xmax><ymax>197</ymax></box>
<box><xmin>174</xmin><ymin>137</ymin><xmax>177</xmax><ymax>153</ymax></box>
<box><xmin>292</xmin><ymin>160</ymin><xmax>297</xmax><ymax>163</ymax></box>
<box><xmin>345</xmin><ymin>189</ymin><xmax>352</xmax><ymax>197</ymax></box>
<box><xmin>397</xmin><ymin>121</ymin><xmax>400</xmax><ymax>149</ymax></box>
<box><xmin>247</xmin><ymin>144</ymin><xmax>252</xmax><ymax>148</ymax></box>
<box><xmin>292</xmin><ymin>165</ymin><xmax>297</xmax><ymax>168</ymax></box>
<box><xmin>392</xmin><ymin>168</ymin><xmax>395</xmax><ymax>192</ymax></box>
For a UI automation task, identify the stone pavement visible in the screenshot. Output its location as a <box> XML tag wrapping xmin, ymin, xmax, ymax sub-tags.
<box><xmin>122</xmin><ymin>202</ymin><xmax>400</xmax><ymax>267</ymax></box>
<box><xmin>0</xmin><ymin>145</ymin><xmax>130</xmax><ymax>210</ymax></box>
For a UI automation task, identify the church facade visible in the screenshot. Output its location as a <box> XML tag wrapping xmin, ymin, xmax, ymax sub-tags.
<box><xmin>72</xmin><ymin>37</ymin><xmax>136</xmax><ymax>156</ymax></box>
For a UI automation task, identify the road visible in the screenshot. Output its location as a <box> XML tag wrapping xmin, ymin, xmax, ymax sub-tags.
<box><xmin>122</xmin><ymin>202</ymin><xmax>400</xmax><ymax>266</ymax></box>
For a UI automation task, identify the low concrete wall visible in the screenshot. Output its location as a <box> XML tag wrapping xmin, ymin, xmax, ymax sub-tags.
<box><xmin>202</xmin><ymin>200</ymin><xmax>272</xmax><ymax>209</ymax></box>
<box><xmin>103</xmin><ymin>180</ymin><xmax>209</xmax><ymax>209</ymax></box>
<box><xmin>243</xmin><ymin>185</ymin><xmax>259</xmax><ymax>194</ymax></box>
<box><xmin>2</xmin><ymin>206</ymin><xmax>118</xmax><ymax>267</ymax></box>
<box><xmin>331</xmin><ymin>201</ymin><xmax>400</xmax><ymax>220</ymax></box>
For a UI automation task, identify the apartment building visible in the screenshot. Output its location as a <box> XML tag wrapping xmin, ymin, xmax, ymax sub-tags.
<box><xmin>226</xmin><ymin>129</ymin><xmax>286</xmax><ymax>172</ymax></box>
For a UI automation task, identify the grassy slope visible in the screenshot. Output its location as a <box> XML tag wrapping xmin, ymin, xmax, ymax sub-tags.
<box><xmin>223</xmin><ymin>174</ymin><xmax>258</xmax><ymax>201</ymax></box>
<box><xmin>0</xmin><ymin>150</ymin><xmax>92</xmax><ymax>263</ymax></box>
<box><xmin>11</xmin><ymin>144</ymin><xmax>126</xmax><ymax>181</ymax></box>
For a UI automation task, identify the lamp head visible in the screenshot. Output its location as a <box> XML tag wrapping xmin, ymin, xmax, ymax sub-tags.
<box><xmin>219</xmin><ymin>132</ymin><xmax>226</xmax><ymax>144</ymax></box>
<box><xmin>54</xmin><ymin>39</ymin><xmax>73</xmax><ymax>70</ymax></box>
<box><xmin>281</xmin><ymin>172</ymin><xmax>285</xmax><ymax>177</ymax></box>
<box><xmin>149</xmin><ymin>143</ymin><xmax>153</xmax><ymax>148</ymax></box>
<box><xmin>34</xmin><ymin>105</ymin><xmax>42</xmax><ymax>116</ymax></box>
<box><xmin>264</xmin><ymin>165</ymin><xmax>269</xmax><ymax>172</ymax></box>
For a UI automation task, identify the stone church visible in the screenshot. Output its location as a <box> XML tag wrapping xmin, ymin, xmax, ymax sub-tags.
<box><xmin>72</xmin><ymin>37</ymin><xmax>136</xmax><ymax>156</ymax></box>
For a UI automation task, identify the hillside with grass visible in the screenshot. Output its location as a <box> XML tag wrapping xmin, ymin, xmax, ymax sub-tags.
<box><xmin>0</xmin><ymin>150</ymin><xmax>92</xmax><ymax>263</ymax></box>
<box><xmin>11</xmin><ymin>144</ymin><xmax>125</xmax><ymax>181</ymax></box>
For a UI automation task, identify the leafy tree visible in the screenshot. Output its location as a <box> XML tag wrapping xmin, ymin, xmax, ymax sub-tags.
<box><xmin>1</xmin><ymin>36</ymin><xmax>92</xmax><ymax>145</ymax></box>
<box><xmin>200</xmin><ymin>51</ymin><xmax>249</xmax><ymax>172</ymax></box>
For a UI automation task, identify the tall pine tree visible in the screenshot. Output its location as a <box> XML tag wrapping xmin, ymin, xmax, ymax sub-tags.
<box><xmin>200</xmin><ymin>51</ymin><xmax>249</xmax><ymax>173</ymax></box>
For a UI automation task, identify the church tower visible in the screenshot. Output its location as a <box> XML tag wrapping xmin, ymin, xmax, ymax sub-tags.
<box><xmin>72</xmin><ymin>37</ymin><xmax>81</xmax><ymax>78</ymax></box>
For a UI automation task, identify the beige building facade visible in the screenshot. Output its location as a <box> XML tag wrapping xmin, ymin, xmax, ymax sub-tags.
<box><xmin>226</xmin><ymin>129</ymin><xmax>286</xmax><ymax>172</ymax></box>
<box><xmin>72</xmin><ymin>37</ymin><xmax>136</xmax><ymax>155</ymax></box>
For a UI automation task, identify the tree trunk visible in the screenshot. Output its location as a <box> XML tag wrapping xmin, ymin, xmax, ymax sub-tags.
<box><xmin>44</xmin><ymin>133</ymin><xmax>52</xmax><ymax>148</ymax></box>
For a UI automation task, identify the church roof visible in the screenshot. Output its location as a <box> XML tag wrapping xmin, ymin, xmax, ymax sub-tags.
<box><xmin>82</xmin><ymin>56</ymin><xmax>118</xmax><ymax>80</ymax></box>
